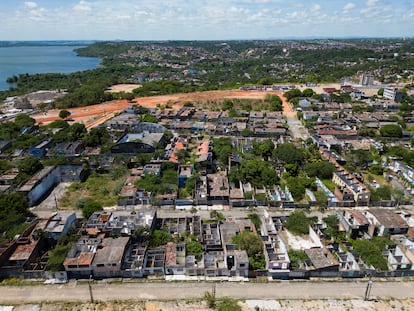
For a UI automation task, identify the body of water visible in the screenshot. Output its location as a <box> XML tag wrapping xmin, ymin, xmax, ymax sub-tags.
<box><xmin>0</xmin><ymin>45</ymin><xmax>101</xmax><ymax>91</ymax></box>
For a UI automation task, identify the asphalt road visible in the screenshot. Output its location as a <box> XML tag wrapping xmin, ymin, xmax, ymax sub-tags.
<box><xmin>1</xmin><ymin>280</ymin><xmax>413</xmax><ymax>304</ymax></box>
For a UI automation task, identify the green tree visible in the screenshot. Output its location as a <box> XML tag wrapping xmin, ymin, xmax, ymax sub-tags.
<box><xmin>230</xmin><ymin>159</ymin><xmax>279</xmax><ymax>188</ymax></box>
<box><xmin>247</xmin><ymin>213</ymin><xmax>262</xmax><ymax>231</ymax></box>
<box><xmin>377</xmin><ymin>88</ymin><xmax>384</xmax><ymax>96</ymax></box>
<box><xmin>58</xmin><ymin>109</ymin><xmax>71</xmax><ymax>119</ymax></box>
<box><xmin>304</xmin><ymin>161</ymin><xmax>336</xmax><ymax>179</ymax></box>
<box><xmin>370</xmin><ymin>185</ymin><xmax>392</xmax><ymax>201</ymax></box>
<box><xmin>284</xmin><ymin>88</ymin><xmax>302</xmax><ymax>101</ymax></box>
<box><xmin>0</xmin><ymin>160</ymin><xmax>11</xmax><ymax>174</ymax></box>
<box><xmin>17</xmin><ymin>157</ymin><xmax>43</xmax><ymax>176</ymax></box>
<box><xmin>213</xmin><ymin>137</ymin><xmax>235</xmax><ymax>167</ymax></box>
<box><xmin>83</xmin><ymin>127</ymin><xmax>110</xmax><ymax>147</ymax></box>
<box><xmin>254</xmin><ymin>139</ymin><xmax>275</xmax><ymax>159</ymax></box>
<box><xmin>186</xmin><ymin>241</ymin><xmax>203</xmax><ymax>260</ymax></box>
<box><xmin>351</xmin><ymin>237</ymin><xmax>392</xmax><ymax>271</ymax></box>
<box><xmin>264</xmin><ymin>93</ymin><xmax>283</xmax><ymax>111</ymax></box>
<box><xmin>210</xmin><ymin>210</ymin><xmax>226</xmax><ymax>222</ymax></box>
<box><xmin>14</xmin><ymin>114</ymin><xmax>35</xmax><ymax>129</ymax></box>
<box><xmin>133</xmin><ymin>226</ymin><xmax>151</xmax><ymax>243</ymax></box>
<box><xmin>82</xmin><ymin>200</ymin><xmax>103</xmax><ymax>219</ymax></box>
<box><xmin>288</xmin><ymin>249</ymin><xmax>309</xmax><ymax>269</ymax></box>
<box><xmin>284</xmin><ymin>211</ymin><xmax>312</xmax><ymax>235</ymax></box>
<box><xmin>380</xmin><ymin>124</ymin><xmax>402</xmax><ymax>138</ymax></box>
<box><xmin>222</xmin><ymin>99</ymin><xmax>234</xmax><ymax>110</ymax></box>
<box><xmin>48</xmin><ymin>119</ymin><xmax>69</xmax><ymax>129</ymax></box>
<box><xmin>0</xmin><ymin>192</ymin><xmax>29</xmax><ymax>240</ymax></box>
<box><xmin>141</xmin><ymin>114</ymin><xmax>157</xmax><ymax>123</ymax></box>
<box><xmin>302</xmin><ymin>88</ymin><xmax>314</xmax><ymax>97</ymax></box>
<box><xmin>47</xmin><ymin>243</ymin><xmax>72</xmax><ymax>272</ymax></box>
<box><xmin>0</xmin><ymin>192</ymin><xmax>28</xmax><ymax>216</ymax></box>
<box><xmin>273</xmin><ymin>142</ymin><xmax>304</xmax><ymax>165</ymax></box>
<box><xmin>284</xmin><ymin>163</ymin><xmax>299</xmax><ymax>177</ymax></box>
<box><xmin>150</xmin><ymin>230</ymin><xmax>171</xmax><ymax>247</ymax></box>
<box><xmin>232</xmin><ymin>230</ymin><xmax>265</xmax><ymax>270</ymax></box>
<box><xmin>368</xmin><ymin>164</ymin><xmax>384</xmax><ymax>175</ymax></box>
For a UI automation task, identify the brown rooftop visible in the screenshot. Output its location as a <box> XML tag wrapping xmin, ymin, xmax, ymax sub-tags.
<box><xmin>368</xmin><ymin>210</ymin><xmax>408</xmax><ymax>229</ymax></box>
<box><xmin>64</xmin><ymin>252</ymin><xmax>95</xmax><ymax>267</ymax></box>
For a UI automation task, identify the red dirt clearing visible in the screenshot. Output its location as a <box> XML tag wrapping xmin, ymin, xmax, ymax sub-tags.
<box><xmin>33</xmin><ymin>90</ymin><xmax>286</xmax><ymax>129</ymax></box>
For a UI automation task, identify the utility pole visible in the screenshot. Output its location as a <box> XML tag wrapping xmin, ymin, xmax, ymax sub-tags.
<box><xmin>88</xmin><ymin>274</ymin><xmax>94</xmax><ymax>303</ymax></box>
<box><xmin>54</xmin><ymin>193</ymin><xmax>58</xmax><ymax>210</ymax></box>
<box><xmin>364</xmin><ymin>276</ymin><xmax>373</xmax><ymax>301</ymax></box>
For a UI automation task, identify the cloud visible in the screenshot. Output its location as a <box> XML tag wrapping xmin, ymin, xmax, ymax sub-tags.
<box><xmin>24</xmin><ymin>2</ymin><xmax>38</xmax><ymax>9</ymax></box>
<box><xmin>311</xmin><ymin>3</ymin><xmax>321</xmax><ymax>12</ymax></box>
<box><xmin>366</xmin><ymin>0</ymin><xmax>379</xmax><ymax>7</ymax></box>
<box><xmin>343</xmin><ymin>3</ymin><xmax>356</xmax><ymax>11</ymax></box>
<box><xmin>1</xmin><ymin>0</ymin><xmax>412</xmax><ymax>40</ymax></box>
<box><xmin>249</xmin><ymin>0</ymin><xmax>273</xmax><ymax>3</ymax></box>
<box><xmin>73</xmin><ymin>1</ymin><xmax>92</xmax><ymax>12</ymax></box>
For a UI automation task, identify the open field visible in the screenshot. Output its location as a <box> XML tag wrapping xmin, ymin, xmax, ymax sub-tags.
<box><xmin>31</xmin><ymin>82</ymin><xmax>375</xmax><ymax>130</ymax></box>
<box><xmin>105</xmin><ymin>84</ymin><xmax>142</xmax><ymax>93</ymax></box>
<box><xmin>32</xmin><ymin>89</ymin><xmax>276</xmax><ymax>129</ymax></box>
<box><xmin>32</xmin><ymin>99</ymin><xmax>132</xmax><ymax>128</ymax></box>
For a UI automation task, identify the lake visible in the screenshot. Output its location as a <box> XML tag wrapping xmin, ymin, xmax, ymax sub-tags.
<box><xmin>0</xmin><ymin>45</ymin><xmax>101</xmax><ymax>91</ymax></box>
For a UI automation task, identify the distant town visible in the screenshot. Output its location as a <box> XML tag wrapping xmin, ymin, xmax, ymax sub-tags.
<box><xmin>0</xmin><ymin>39</ymin><xmax>414</xmax><ymax>285</ymax></box>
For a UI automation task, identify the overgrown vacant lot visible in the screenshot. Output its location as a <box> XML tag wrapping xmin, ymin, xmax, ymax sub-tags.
<box><xmin>59</xmin><ymin>170</ymin><xmax>127</xmax><ymax>208</ymax></box>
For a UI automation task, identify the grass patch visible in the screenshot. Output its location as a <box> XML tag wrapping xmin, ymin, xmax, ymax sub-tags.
<box><xmin>321</xmin><ymin>179</ymin><xmax>336</xmax><ymax>192</ymax></box>
<box><xmin>60</xmin><ymin>172</ymin><xmax>128</xmax><ymax>208</ymax></box>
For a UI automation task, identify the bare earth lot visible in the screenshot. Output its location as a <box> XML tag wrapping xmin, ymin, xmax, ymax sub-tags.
<box><xmin>32</xmin><ymin>89</ymin><xmax>276</xmax><ymax>129</ymax></box>
<box><xmin>32</xmin><ymin>82</ymin><xmax>379</xmax><ymax>130</ymax></box>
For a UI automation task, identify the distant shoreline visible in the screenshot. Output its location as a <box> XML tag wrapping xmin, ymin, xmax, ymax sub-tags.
<box><xmin>0</xmin><ymin>40</ymin><xmax>100</xmax><ymax>48</ymax></box>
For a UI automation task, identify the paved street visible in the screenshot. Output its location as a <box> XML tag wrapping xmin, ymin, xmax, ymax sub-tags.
<box><xmin>0</xmin><ymin>280</ymin><xmax>413</xmax><ymax>304</ymax></box>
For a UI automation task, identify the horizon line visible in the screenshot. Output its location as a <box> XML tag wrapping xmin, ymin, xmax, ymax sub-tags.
<box><xmin>1</xmin><ymin>36</ymin><xmax>414</xmax><ymax>42</ymax></box>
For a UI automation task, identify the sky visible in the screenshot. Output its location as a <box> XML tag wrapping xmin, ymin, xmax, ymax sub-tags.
<box><xmin>0</xmin><ymin>0</ymin><xmax>413</xmax><ymax>40</ymax></box>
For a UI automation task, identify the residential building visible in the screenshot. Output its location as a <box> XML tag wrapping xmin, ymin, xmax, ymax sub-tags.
<box><xmin>359</xmin><ymin>73</ymin><xmax>374</xmax><ymax>86</ymax></box>
<box><xmin>304</xmin><ymin>247</ymin><xmax>339</xmax><ymax>273</ymax></box>
<box><xmin>337</xmin><ymin>210</ymin><xmax>370</xmax><ymax>239</ymax></box>
<box><xmin>365</xmin><ymin>210</ymin><xmax>409</xmax><ymax>236</ymax></box>
<box><xmin>44</xmin><ymin>212</ymin><xmax>77</xmax><ymax>240</ymax></box>
<box><xmin>18</xmin><ymin>166</ymin><xmax>58</xmax><ymax>206</ymax></box>
<box><xmin>91</xmin><ymin>237</ymin><xmax>130</xmax><ymax>278</ymax></box>
<box><xmin>29</xmin><ymin>139</ymin><xmax>53</xmax><ymax>157</ymax></box>
<box><xmin>383</xmin><ymin>88</ymin><xmax>403</xmax><ymax>102</ymax></box>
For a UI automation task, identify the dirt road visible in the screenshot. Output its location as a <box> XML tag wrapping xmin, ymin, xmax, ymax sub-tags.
<box><xmin>281</xmin><ymin>93</ymin><xmax>310</xmax><ymax>140</ymax></box>
<box><xmin>1</xmin><ymin>280</ymin><xmax>413</xmax><ymax>304</ymax></box>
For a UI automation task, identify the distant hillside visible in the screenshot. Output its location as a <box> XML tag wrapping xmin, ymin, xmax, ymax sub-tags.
<box><xmin>0</xmin><ymin>41</ymin><xmax>99</xmax><ymax>47</ymax></box>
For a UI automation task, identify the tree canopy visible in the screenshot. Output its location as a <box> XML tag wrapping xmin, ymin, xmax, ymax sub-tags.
<box><xmin>273</xmin><ymin>142</ymin><xmax>304</xmax><ymax>165</ymax></box>
<box><xmin>380</xmin><ymin>124</ymin><xmax>403</xmax><ymax>138</ymax></box>
<box><xmin>232</xmin><ymin>230</ymin><xmax>265</xmax><ymax>270</ymax></box>
<box><xmin>82</xmin><ymin>200</ymin><xmax>103</xmax><ymax>219</ymax></box>
<box><xmin>59</xmin><ymin>109</ymin><xmax>71</xmax><ymax>119</ymax></box>
<box><xmin>14</xmin><ymin>114</ymin><xmax>35</xmax><ymax>129</ymax></box>
<box><xmin>304</xmin><ymin>161</ymin><xmax>336</xmax><ymax>179</ymax></box>
<box><xmin>284</xmin><ymin>211</ymin><xmax>314</xmax><ymax>235</ymax></box>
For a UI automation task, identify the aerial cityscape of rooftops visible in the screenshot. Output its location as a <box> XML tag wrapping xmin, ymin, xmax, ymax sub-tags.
<box><xmin>1</xmin><ymin>0</ymin><xmax>414</xmax><ymax>310</ymax></box>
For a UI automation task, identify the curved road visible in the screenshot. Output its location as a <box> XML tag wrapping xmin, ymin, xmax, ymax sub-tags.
<box><xmin>1</xmin><ymin>280</ymin><xmax>413</xmax><ymax>304</ymax></box>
